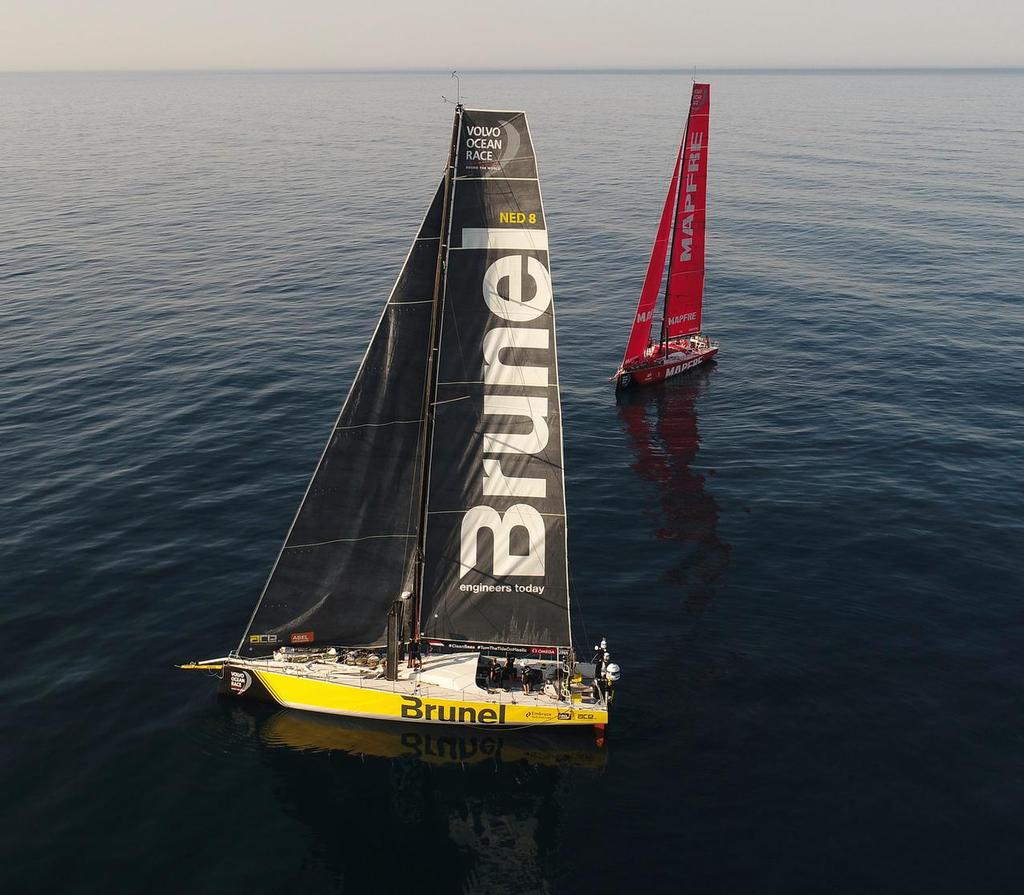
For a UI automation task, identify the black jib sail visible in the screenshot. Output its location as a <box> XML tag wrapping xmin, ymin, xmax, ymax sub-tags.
<box><xmin>239</xmin><ymin>181</ymin><xmax>446</xmax><ymax>656</ymax></box>
<box><xmin>418</xmin><ymin>109</ymin><xmax>571</xmax><ymax>650</ymax></box>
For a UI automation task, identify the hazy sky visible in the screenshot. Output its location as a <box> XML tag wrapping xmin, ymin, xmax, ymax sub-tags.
<box><xmin>2</xmin><ymin>0</ymin><xmax>1021</xmax><ymax>71</ymax></box>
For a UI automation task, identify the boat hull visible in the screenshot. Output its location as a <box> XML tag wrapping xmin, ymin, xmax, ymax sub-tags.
<box><xmin>218</xmin><ymin>662</ymin><xmax>608</xmax><ymax>729</ymax></box>
<box><xmin>617</xmin><ymin>344</ymin><xmax>718</xmax><ymax>389</ymax></box>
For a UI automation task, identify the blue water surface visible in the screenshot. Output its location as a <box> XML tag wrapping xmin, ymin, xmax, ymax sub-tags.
<box><xmin>2</xmin><ymin>70</ymin><xmax>1023</xmax><ymax>894</ymax></box>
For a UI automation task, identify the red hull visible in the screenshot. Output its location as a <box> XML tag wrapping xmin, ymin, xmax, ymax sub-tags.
<box><xmin>616</xmin><ymin>340</ymin><xmax>719</xmax><ymax>389</ymax></box>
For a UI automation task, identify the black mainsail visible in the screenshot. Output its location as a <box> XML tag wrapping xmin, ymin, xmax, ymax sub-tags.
<box><xmin>240</xmin><ymin>107</ymin><xmax>570</xmax><ymax>659</ymax></box>
<box><xmin>419</xmin><ymin>110</ymin><xmax>570</xmax><ymax>651</ymax></box>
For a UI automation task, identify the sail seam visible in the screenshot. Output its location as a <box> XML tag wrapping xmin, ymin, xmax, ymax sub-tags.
<box><xmin>426</xmin><ymin>510</ymin><xmax>566</xmax><ymax>518</ymax></box>
<box><xmin>286</xmin><ymin>534</ymin><xmax>415</xmax><ymax>549</ymax></box>
<box><xmin>334</xmin><ymin>419</ymin><xmax>421</xmax><ymax>430</ymax></box>
<box><xmin>435</xmin><ymin>380</ymin><xmax>560</xmax><ymax>387</ymax></box>
<box><xmin>388</xmin><ymin>299</ymin><xmax>434</xmax><ymax>305</ymax></box>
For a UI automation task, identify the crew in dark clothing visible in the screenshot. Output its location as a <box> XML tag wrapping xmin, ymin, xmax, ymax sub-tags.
<box><xmin>522</xmin><ymin>665</ymin><xmax>541</xmax><ymax>694</ymax></box>
<box><xmin>407</xmin><ymin>639</ymin><xmax>421</xmax><ymax>670</ymax></box>
<box><xmin>487</xmin><ymin>659</ymin><xmax>502</xmax><ymax>687</ymax></box>
<box><xmin>503</xmin><ymin>655</ymin><xmax>516</xmax><ymax>685</ymax></box>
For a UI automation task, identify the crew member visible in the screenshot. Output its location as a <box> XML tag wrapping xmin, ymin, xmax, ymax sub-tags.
<box><xmin>407</xmin><ymin>639</ymin><xmax>422</xmax><ymax>670</ymax></box>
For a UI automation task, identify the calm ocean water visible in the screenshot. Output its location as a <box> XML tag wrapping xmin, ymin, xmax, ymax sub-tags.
<box><xmin>2</xmin><ymin>70</ymin><xmax>1023</xmax><ymax>894</ymax></box>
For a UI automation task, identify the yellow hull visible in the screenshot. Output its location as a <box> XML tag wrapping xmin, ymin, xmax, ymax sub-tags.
<box><xmin>247</xmin><ymin>666</ymin><xmax>608</xmax><ymax>728</ymax></box>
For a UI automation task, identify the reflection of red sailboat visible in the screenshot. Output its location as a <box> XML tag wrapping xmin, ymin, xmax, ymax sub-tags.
<box><xmin>614</xmin><ymin>82</ymin><xmax>719</xmax><ymax>389</ymax></box>
<box><xmin>617</xmin><ymin>370</ymin><xmax>730</xmax><ymax>611</ymax></box>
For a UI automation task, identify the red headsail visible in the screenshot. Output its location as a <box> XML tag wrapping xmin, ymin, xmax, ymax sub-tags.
<box><xmin>664</xmin><ymin>83</ymin><xmax>710</xmax><ymax>340</ymax></box>
<box><xmin>621</xmin><ymin>140</ymin><xmax>684</xmax><ymax>368</ymax></box>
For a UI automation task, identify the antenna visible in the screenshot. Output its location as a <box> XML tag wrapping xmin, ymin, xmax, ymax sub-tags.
<box><xmin>441</xmin><ymin>70</ymin><xmax>464</xmax><ymax>107</ymax></box>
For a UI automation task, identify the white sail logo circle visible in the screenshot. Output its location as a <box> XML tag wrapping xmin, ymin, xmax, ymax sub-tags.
<box><xmin>499</xmin><ymin>120</ymin><xmax>520</xmax><ymax>165</ymax></box>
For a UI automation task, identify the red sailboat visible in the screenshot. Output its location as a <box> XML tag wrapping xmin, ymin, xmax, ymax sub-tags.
<box><xmin>614</xmin><ymin>82</ymin><xmax>719</xmax><ymax>389</ymax></box>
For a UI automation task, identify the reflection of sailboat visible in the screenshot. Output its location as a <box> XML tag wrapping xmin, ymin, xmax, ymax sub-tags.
<box><xmin>222</xmin><ymin>703</ymin><xmax>600</xmax><ymax>894</ymax></box>
<box><xmin>616</xmin><ymin>369</ymin><xmax>730</xmax><ymax>612</ymax></box>
<box><xmin>260</xmin><ymin>708</ymin><xmax>607</xmax><ymax>769</ymax></box>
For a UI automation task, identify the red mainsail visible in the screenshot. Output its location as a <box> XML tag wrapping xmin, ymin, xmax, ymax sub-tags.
<box><xmin>621</xmin><ymin>139</ymin><xmax>684</xmax><ymax>368</ymax></box>
<box><xmin>664</xmin><ymin>83</ymin><xmax>710</xmax><ymax>340</ymax></box>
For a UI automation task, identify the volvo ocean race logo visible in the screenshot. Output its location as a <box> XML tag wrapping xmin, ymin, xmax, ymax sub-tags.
<box><xmin>463</xmin><ymin>119</ymin><xmax>521</xmax><ymax>170</ymax></box>
<box><xmin>229</xmin><ymin>669</ymin><xmax>252</xmax><ymax>695</ymax></box>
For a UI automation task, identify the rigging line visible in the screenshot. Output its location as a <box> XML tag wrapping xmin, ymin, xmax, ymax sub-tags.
<box><xmin>285</xmin><ymin>534</ymin><xmax>415</xmax><ymax>549</ymax></box>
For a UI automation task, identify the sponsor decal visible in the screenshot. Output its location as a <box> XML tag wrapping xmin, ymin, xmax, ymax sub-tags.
<box><xmin>524</xmin><ymin>709</ymin><xmax>556</xmax><ymax>720</ymax></box>
<box><xmin>425</xmin><ymin>640</ymin><xmax>566</xmax><ymax>657</ymax></box>
<box><xmin>459</xmin><ymin>234</ymin><xmax>554</xmax><ymax>586</ymax></box>
<box><xmin>665</xmin><ymin>357</ymin><xmax>704</xmax><ymax>378</ymax></box>
<box><xmin>667</xmin><ymin>312</ymin><xmax>698</xmax><ymax>326</ymax></box>
<box><xmin>249</xmin><ymin>634</ymin><xmax>278</xmax><ymax>645</ymax></box>
<box><xmin>229</xmin><ymin>669</ymin><xmax>252</xmax><ymax>695</ymax></box>
<box><xmin>679</xmin><ymin>130</ymin><xmax>705</xmax><ymax>262</ymax></box>
<box><xmin>498</xmin><ymin>211</ymin><xmax>538</xmax><ymax>224</ymax></box>
<box><xmin>558</xmin><ymin>711</ymin><xmax>572</xmax><ymax>720</ymax></box>
<box><xmin>400</xmin><ymin>695</ymin><xmax>507</xmax><ymax>725</ymax></box>
<box><xmin>290</xmin><ymin>631</ymin><xmax>315</xmax><ymax>644</ymax></box>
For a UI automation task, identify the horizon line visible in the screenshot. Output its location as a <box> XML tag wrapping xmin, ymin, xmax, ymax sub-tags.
<box><xmin>2</xmin><ymin>64</ymin><xmax>1022</xmax><ymax>75</ymax></box>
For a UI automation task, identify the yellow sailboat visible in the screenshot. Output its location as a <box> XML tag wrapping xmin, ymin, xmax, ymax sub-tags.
<box><xmin>182</xmin><ymin>102</ymin><xmax>618</xmax><ymax>730</ymax></box>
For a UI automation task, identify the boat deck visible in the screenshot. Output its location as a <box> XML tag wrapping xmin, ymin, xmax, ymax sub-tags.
<box><xmin>233</xmin><ymin>651</ymin><xmax>606</xmax><ymax>711</ymax></box>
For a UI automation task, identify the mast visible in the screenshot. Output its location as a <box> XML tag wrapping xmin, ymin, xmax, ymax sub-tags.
<box><xmin>411</xmin><ymin>104</ymin><xmax>462</xmax><ymax>642</ymax></box>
